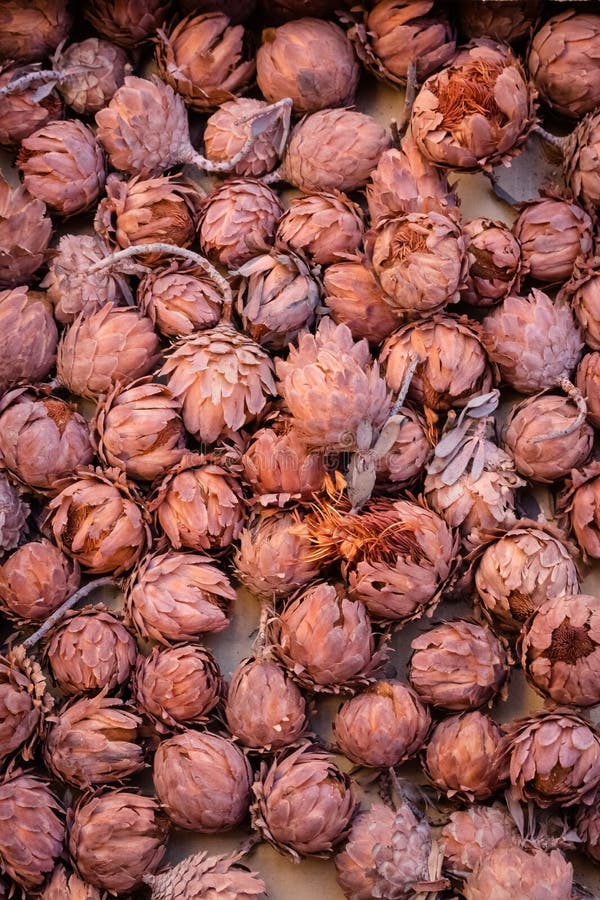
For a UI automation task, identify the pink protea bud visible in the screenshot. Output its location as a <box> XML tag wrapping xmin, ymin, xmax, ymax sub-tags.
<box><xmin>54</xmin><ymin>37</ymin><xmax>131</xmax><ymax>115</ymax></box>
<box><xmin>463</xmin><ymin>845</ymin><xmax>573</xmax><ymax>900</ymax></box>
<box><xmin>57</xmin><ymin>303</ymin><xmax>160</xmax><ymax>399</ymax></box>
<box><xmin>280</xmin><ymin>108</ymin><xmax>391</xmax><ymax>193</ymax></box>
<box><xmin>520</xmin><ymin>593</ymin><xmax>600</xmax><ymax>708</ymax></box>
<box><xmin>225</xmin><ymin>655</ymin><xmax>308</xmax><ymax>751</ymax></box>
<box><xmin>441</xmin><ymin>804</ymin><xmax>519</xmax><ymax>874</ymax></box>
<box><xmin>0</xmin><ymin>473</ymin><xmax>29</xmax><ymax>551</ymax></box>
<box><xmin>513</xmin><ymin>198</ymin><xmax>593</xmax><ymax>284</ymax></box>
<box><xmin>41</xmin><ymin>864</ymin><xmax>103</xmax><ymax>900</ymax></box>
<box><xmin>0</xmin><ymin>0</ymin><xmax>72</xmax><ymax>63</ymax></box>
<box><xmin>462</xmin><ymin>217</ymin><xmax>523</xmax><ymax>307</ymax></box>
<box><xmin>409</xmin><ymin>619</ymin><xmax>509</xmax><ymax>711</ymax></box>
<box><xmin>125</xmin><ymin>549</ymin><xmax>235</xmax><ymax>643</ymax></box>
<box><xmin>44</xmin><ymin>604</ymin><xmax>137</xmax><ymax>695</ymax></box>
<box><xmin>275</xmin><ymin>191</ymin><xmax>363</xmax><ymax>266</ymax></box>
<box><xmin>564</xmin><ymin>113</ymin><xmax>600</xmax><ymax>213</ymax></box>
<box><xmin>137</xmin><ymin>261</ymin><xmax>223</xmax><ymax>337</ymax></box>
<box><xmin>0</xmin><ymin>63</ymin><xmax>63</xmax><ymax>148</ymax></box>
<box><xmin>323</xmin><ymin>259</ymin><xmax>400</xmax><ymax>345</ymax></box>
<box><xmin>69</xmin><ymin>789</ymin><xmax>168</xmax><ymax>894</ymax></box>
<box><xmin>375</xmin><ymin>406</ymin><xmax>432</xmax><ymax>489</ymax></box>
<box><xmin>44</xmin><ymin>693</ymin><xmax>145</xmax><ymax>787</ymax></box>
<box><xmin>153</xmin><ymin>729</ymin><xmax>252</xmax><ymax>831</ymax></box>
<box><xmin>411</xmin><ymin>39</ymin><xmax>536</xmax><ymax>171</ymax></box>
<box><xmin>577</xmin><ymin>352</ymin><xmax>600</xmax><ymax>430</ymax></box>
<box><xmin>84</xmin><ymin>0</ymin><xmax>172</xmax><ymax>48</ymax></box>
<box><xmin>0</xmin><ymin>386</ymin><xmax>93</xmax><ymax>491</ymax></box>
<box><xmin>17</xmin><ymin>120</ymin><xmax>106</xmax><ymax>217</ymax></box>
<box><xmin>144</xmin><ymin>847</ymin><xmax>265</xmax><ymax>900</ymax></box>
<box><xmin>577</xmin><ymin>796</ymin><xmax>600</xmax><ymax>862</ymax></box>
<box><xmin>251</xmin><ymin>744</ymin><xmax>357</xmax><ymax>858</ymax></box>
<box><xmin>458</xmin><ymin>0</ymin><xmax>543</xmax><ymax>43</ymax></box>
<box><xmin>132</xmin><ymin>644</ymin><xmax>222</xmax><ymax>733</ymax></box>
<box><xmin>334</xmin><ymin>680</ymin><xmax>431</xmax><ymax>768</ymax></box>
<box><xmin>0</xmin><ymin>538</ymin><xmax>80</xmax><ymax>623</ymax></box>
<box><xmin>235</xmin><ymin>251</ymin><xmax>320</xmax><ymax>350</ymax></box>
<box><xmin>559</xmin><ymin>462</ymin><xmax>600</xmax><ymax>559</ymax></box>
<box><xmin>257</xmin><ymin>18</ymin><xmax>359</xmax><ymax>114</ymax></box>
<box><xmin>0</xmin><ymin>176</ymin><xmax>51</xmax><ymax>288</ymax></box>
<box><xmin>161</xmin><ymin>323</ymin><xmax>276</xmax><ymax>443</ymax></box>
<box><xmin>204</xmin><ymin>97</ymin><xmax>285</xmax><ymax>177</ymax></box>
<box><xmin>0</xmin><ymin>286</ymin><xmax>58</xmax><ymax>393</ymax></box>
<box><xmin>565</xmin><ymin>256</ymin><xmax>600</xmax><ymax>349</ymax></box>
<box><xmin>423</xmin><ymin>710</ymin><xmax>507</xmax><ymax>800</ymax></box>
<box><xmin>503</xmin><ymin>393</ymin><xmax>593</xmax><ymax>483</ymax></box>
<box><xmin>93</xmin><ymin>379</ymin><xmax>186</xmax><ymax>482</ymax></box>
<box><xmin>0</xmin><ymin>645</ymin><xmax>51</xmax><ymax>765</ymax></box>
<box><xmin>475</xmin><ymin>525</ymin><xmax>580</xmax><ymax>636</ymax></box>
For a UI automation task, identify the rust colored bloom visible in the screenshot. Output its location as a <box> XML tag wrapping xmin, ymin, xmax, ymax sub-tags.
<box><xmin>0</xmin><ymin>63</ymin><xmax>62</xmax><ymax>149</ymax></box>
<box><xmin>513</xmin><ymin>198</ymin><xmax>593</xmax><ymax>284</ymax></box>
<box><xmin>562</xmin><ymin>255</ymin><xmax>600</xmax><ymax>349</ymax></box>
<box><xmin>137</xmin><ymin>261</ymin><xmax>223</xmax><ymax>337</ymax></box>
<box><xmin>375</xmin><ymin>406</ymin><xmax>432</xmax><ymax>489</ymax></box>
<box><xmin>54</xmin><ymin>37</ymin><xmax>131</xmax><ymax>115</ymax></box>
<box><xmin>564</xmin><ymin>112</ymin><xmax>600</xmax><ymax>212</ymax></box>
<box><xmin>0</xmin><ymin>474</ymin><xmax>29</xmax><ymax>552</ymax></box>
<box><xmin>0</xmin><ymin>646</ymin><xmax>51</xmax><ymax>765</ymax></box>
<box><xmin>84</xmin><ymin>0</ymin><xmax>172</xmax><ymax>48</ymax></box>
<box><xmin>0</xmin><ymin>0</ymin><xmax>72</xmax><ymax>63</ymax></box>
<box><xmin>0</xmin><ymin>286</ymin><xmax>57</xmax><ymax>393</ymax></box>
<box><xmin>204</xmin><ymin>97</ymin><xmax>285</xmax><ymax>177</ymax></box>
<box><xmin>0</xmin><ymin>538</ymin><xmax>80</xmax><ymax>624</ymax></box>
<box><xmin>144</xmin><ymin>848</ymin><xmax>265</xmax><ymax>900</ymax></box>
<box><xmin>463</xmin><ymin>845</ymin><xmax>573</xmax><ymax>900</ymax></box>
<box><xmin>323</xmin><ymin>259</ymin><xmax>400</xmax><ymax>345</ymax></box>
<box><xmin>560</xmin><ymin>463</ymin><xmax>600</xmax><ymax>559</ymax></box>
<box><xmin>275</xmin><ymin>191</ymin><xmax>363</xmax><ymax>266</ymax></box>
<box><xmin>41</xmin><ymin>864</ymin><xmax>103</xmax><ymax>900</ymax></box>
<box><xmin>442</xmin><ymin>804</ymin><xmax>519</xmax><ymax>874</ymax></box>
<box><xmin>458</xmin><ymin>0</ymin><xmax>543</xmax><ymax>43</ymax></box>
<box><xmin>462</xmin><ymin>217</ymin><xmax>522</xmax><ymax>307</ymax></box>
<box><xmin>577</xmin><ymin>797</ymin><xmax>600</xmax><ymax>863</ymax></box>
<box><xmin>0</xmin><ymin>176</ymin><xmax>51</xmax><ymax>289</ymax></box>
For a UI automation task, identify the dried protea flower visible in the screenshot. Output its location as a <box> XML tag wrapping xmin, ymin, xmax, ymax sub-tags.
<box><xmin>44</xmin><ymin>604</ymin><xmax>137</xmax><ymax>695</ymax></box>
<box><xmin>204</xmin><ymin>97</ymin><xmax>286</xmax><ymax>177</ymax></box>
<box><xmin>0</xmin><ymin>286</ymin><xmax>57</xmax><ymax>393</ymax></box>
<box><xmin>0</xmin><ymin>176</ymin><xmax>51</xmax><ymax>289</ymax></box>
<box><xmin>367</xmin><ymin>211</ymin><xmax>467</xmax><ymax>315</ymax></box>
<box><xmin>0</xmin><ymin>769</ymin><xmax>64</xmax><ymax>890</ymax></box>
<box><xmin>503</xmin><ymin>393</ymin><xmax>593</xmax><ymax>483</ymax></box>
<box><xmin>0</xmin><ymin>474</ymin><xmax>29</xmax><ymax>552</ymax></box>
<box><xmin>275</xmin><ymin>192</ymin><xmax>363</xmax><ymax>266</ymax></box>
<box><xmin>513</xmin><ymin>198</ymin><xmax>593</xmax><ymax>284</ymax></box>
<box><xmin>441</xmin><ymin>804</ymin><xmax>519</xmax><ymax>874</ymax></box>
<box><xmin>323</xmin><ymin>259</ymin><xmax>400</xmax><ymax>345</ymax></box>
<box><xmin>132</xmin><ymin>644</ymin><xmax>222</xmax><ymax>733</ymax></box>
<box><xmin>257</xmin><ymin>18</ymin><xmax>358</xmax><ymax>114</ymax></box>
<box><xmin>0</xmin><ymin>646</ymin><xmax>51</xmax><ymax>764</ymax></box>
<box><xmin>463</xmin><ymin>845</ymin><xmax>573</xmax><ymax>900</ymax></box>
<box><xmin>69</xmin><ymin>789</ymin><xmax>168</xmax><ymax>894</ymax></box>
<box><xmin>137</xmin><ymin>261</ymin><xmax>223</xmax><ymax>337</ymax></box>
<box><xmin>270</xmin><ymin>582</ymin><xmax>386</xmax><ymax>693</ymax></box>
<box><xmin>334</xmin><ymin>680</ymin><xmax>431</xmax><ymax>768</ymax></box>
<box><xmin>41</xmin><ymin>864</ymin><xmax>103</xmax><ymax>900</ymax></box>
<box><xmin>84</xmin><ymin>0</ymin><xmax>172</xmax><ymax>48</ymax></box>
<box><xmin>41</xmin><ymin>234</ymin><xmax>131</xmax><ymax>324</ymax></box>
<box><xmin>144</xmin><ymin>847</ymin><xmax>265</xmax><ymax>900</ymax></box>
<box><xmin>47</xmin><ymin>467</ymin><xmax>151</xmax><ymax>574</ymax></box>
<box><xmin>234</xmin><ymin>509</ymin><xmax>320</xmax><ymax>598</ymax></box>
<box><xmin>0</xmin><ymin>63</ymin><xmax>62</xmax><ymax>148</ymax></box>
<box><xmin>560</xmin><ymin>463</ymin><xmax>600</xmax><ymax>559</ymax></box>
<box><xmin>576</xmin><ymin>797</ymin><xmax>600</xmax><ymax>862</ymax></box>
<box><xmin>462</xmin><ymin>217</ymin><xmax>522</xmax><ymax>307</ymax></box>
<box><xmin>578</xmin><ymin>353</ymin><xmax>600</xmax><ymax>430</ymax></box>
<box><xmin>93</xmin><ymin>379</ymin><xmax>186</xmax><ymax>482</ymax></box>
<box><xmin>424</xmin><ymin>710</ymin><xmax>507</xmax><ymax>800</ymax></box>
<box><xmin>564</xmin><ymin>113</ymin><xmax>600</xmax><ymax>213</ymax></box>
<box><xmin>528</xmin><ymin>10</ymin><xmax>600</xmax><ymax>119</ymax></box>
<box><xmin>0</xmin><ymin>0</ymin><xmax>72</xmax><ymax>63</ymax></box>
<box><xmin>0</xmin><ymin>538</ymin><xmax>79</xmax><ymax>623</ymax></box>
<box><xmin>382</xmin><ymin>315</ymin><xmax>493</xmax><ymax>413</ymax></box>
<box><xmin>235</xmin><ymin>251</ymin><xmax>320</xmax><ymax>350</ymax></box>
<box><xmin>44</xmin><ymin>693</ymin><xmax>144</xmax><ymax>787</ymax></box>
<box><xmin>276</xmin><ymin>318</ymin><xmax>392</xmax><ymax>452</ymax></box>
<box><xmin>57</xmin><ymin>303</ymin><xmax>160</xmax><ymax>399</ymax></box>
<box><xmin>251</xmin><ymin>744</ymin><xmax>356</xmax><ymax>858</ymax></box>
<box><xmin>125</xmin><ymin>549</ymin><xmax>235</xmax><ymax>643</ymax></box>
<box><xmin>411</xmin><ymin>39</ymin><xmax>536</xmax><ymax>171</ymax></box>
<box><xmin>161</xmin><ymin>324</ymin><xmax>276</xmax><ymax>443</ymax></box>
<box><xmin>154</xmin><ymin>729</ymin><xmax>252</xmax><ymax>831</ymax></box>
<box><xmin>375</xmin><ymin>406</ymin><xmax>432</xmax><ymax>489</ymax></box>
<box><xmin>458</xmin><ymin>0</ymin><xmax>543</xmax><ymax>43</ymax></box>
<box><xmin>54</xmin><ymin>37</ymin><xmax>131</xmax><ymax>115</ymax></box>
<box><xmin>17</xmin><ymin>120</ymin><xmax>106</xmax><ymax>217</ymax></box>
<box><xmin>520</xmin><ymin>593</ymin><xmax>600</xmax><ymax>708</ymax></box>
<box><xmin>280</xmin><ymin>108</ymin><xmax>391</xmax><ymax>193</ymax></box>
<box><xmin>0</xmin><ymin>386</ymin><xmax>93</xmax><ymax>491</ymax></box>
<box><xmin>409</xmin><ymin>619</ymin><xmax>509</xmax><ymax>710</ymax></box>
<box><xmin>151</xmin><ymin>457</ymin><xmax>245</xmax><ymax>551</ymax></box>
<box><xmin>475</xmin><ymin>525</ymin><xmax>579</xmax><ymax>636</ymax></box>
<box><xmin>563</xmin><ymin>256</ymin><xmax>600</xmax><ymax>350</ymax></box>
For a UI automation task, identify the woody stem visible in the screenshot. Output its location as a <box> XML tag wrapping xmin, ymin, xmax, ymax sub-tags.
<box><xmin>253</xmin><ymin>601</ymin><xmax>272</xmax><ymax>655</ymax></box>
<box><xmin>0</xmin><ymin>69</ymin><xmax>64</xmax><ymax>98</ymax></box>
<box><xmin>532</xmin><ymin>377</ymin><xmax>588</xmax><ymax>443</ymax></box>
<box><xmin>533</xmin><ymin>125</ymin><xmax>568</xmax><ymax>153</ymax></box>
<box><xmin>22</xmin><ymin>577</ymin><xmax>117</xmax><ymax>650</ymax></box>
<box><xmin>390</xmin><ymin>355</ymin><xmax>419</xmax><ymax>417</ymax></box>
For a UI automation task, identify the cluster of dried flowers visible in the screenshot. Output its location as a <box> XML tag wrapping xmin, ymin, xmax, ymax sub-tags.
<box><xmin>0</xmin><ymin>0</ymin><xmax>600</xmax><ymax>898</ymax></box>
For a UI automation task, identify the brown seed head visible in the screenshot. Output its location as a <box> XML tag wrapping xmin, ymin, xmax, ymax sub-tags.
<box><xmin>0</xmin><ymin>473</ymin><xmax>29</xmax><ymax>552</ymax></box>
<box><xmin>464</xmin><ymin>845</ymin><xmax>573</xmax><ymax>900</ymax></box>
<box><xmin>137</xmin><ymin>261</ymin><xmax>223</xmax><ymax>337</ymax></box>
<box><xmin>514</xmin><ymin>198</ymin><xmax>593</xmax><ymax>284</ymax></box>
<box><xmin>0</xmin><ymin>538</ymin><xmax>80</xmax><ymax>623</ymax></box>
<box><xmin>0</xmin><ymin>645</ymin><xmax>51</xmax><ymax>765</ymax></box>
<box><xmin>276</xmin><ymin>191</ymin><xmax>364</xmax><ymax>266</ymax></box>
<box><xmin>41</xmin><ymin>864</ymin><xmax>104</xmax><ymax>900</ymax></box>
<box><xmin>0</xmin><ymin>0</ymin><xmax>72</xmax><ymax>63</ymax></box>
<box><xmin>204</xmin><ymin>97</ymin><xmax>284</xmax><ymax>177</ymax></box>
<box><xmin>0</xmin><ymin>286</ymin><xmax>57</xmax><ymax>393</ymax></box>
<box><xmin>0</xmin><ymin>175</ymin><xmax>52</xmax><ymax>288</ymax></box>
<box><xmin>84</xmin><ymin>0</ymin><xmax>172</xmax><ymax>48</ymax></box>
<box><xmin>0</xmin><ymin>63</ymin><xmax>62</xmax><ymax>149</ymax></box>
<box><xmin>441</xmin><ymin>804</ymin><xmax>519</xmax><ymax>874</ymax></box>
<box><xmin>462</xmin><ymin>217</ymin><xmax>522</xmax><ymax>307</ymax></box>
<box><xmin>458</xmin><ymin>0</ymin><xmax>543</xmax><ymax>43</ymax></box>
<box><xmin>323</xmin><ymin>259</ymin><xmax>400</xmax><ymax>345</ymax></box>
<box><xmin>55</xmin><ymin>37</ymin><xmax>131</xmax><ymax>115</ymax></box>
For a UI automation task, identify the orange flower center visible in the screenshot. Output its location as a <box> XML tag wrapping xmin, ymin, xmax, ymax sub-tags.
<box><xmin>437</xmin><ymin>60</ymin><xmax>507</xmax><ymax>132</ymax></box>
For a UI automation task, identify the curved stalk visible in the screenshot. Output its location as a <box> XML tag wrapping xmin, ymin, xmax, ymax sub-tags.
<box><xmin>22</xmin><ymin>577</ymin><xmax>117</xmax><ymax>650</ymax></box>
<box><xmin>0</xmin><ymin>69</ymin><xmax>61</xmax><ymax>98</ymax></box>
<box><xmin>532</xmin><ymin>377</ymin><xmax>588</xmax><ymax>443</ymax></box>
<box><xmin>533</xmin><ymin>125</ymin><xmax>568</xmax><ymax>154</ymax></box>
<box><xmin>390</xmin><ymin>354</ymin><xmax>419</xmax><ymax>417</ymax></box>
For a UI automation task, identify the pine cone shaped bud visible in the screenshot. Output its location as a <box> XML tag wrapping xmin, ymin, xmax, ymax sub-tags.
<box><xmin>462</xmin><ymin>217</ymin><xmax>522</xmax><ymax>307</ymax></box>
<box><xmin>0</xmin><ymin>769</ymin><xmax>64</xmax><ymax>890</ymax></box>
<box><xmin>464</xmin><ymin>845</ymin><xmax>573</xmax><ymax>899</ymax></box>
<box><xmin>528</xmin><ymin>10</ymin><xmax>600</xmax><ymax>119</ymax></box>
<box><xmin>0</xmin><ymin>645</ymin><xmax>51</xmax><ymax>765</ymax></box>
<box><xmin>132</xmin><ymin>644</ymin><xmax>222</xmax><ymax>733</ymax></box>
<box><xmin>54</xmin><ymin>37</ymin><xmax>131</xmax><ymax>115</ymax></box>
<box><xmin>125</xmin><ymin>549</ymin><xmax>235</xmax><ymax>643</ymax></box>
<box><xmin>475</xmin><ymin>525</ymin><xmax>579</xmax><ymax>636</ymax></box>
<box><xmin>507</xmin><ymin>709</ymin><xmax>600</xmax><ymax>807</ymax></box>
<box><xmin>441</xmin><ymin>804</ymin><xmax>519</xmax><ymax>874</ymax></box>
<box><xmin>138</xmin><ymin>261</ymin><xmax>223</xmax><ymax>337</ymax></box>
<box><xmin>234</xmin><ymin>509</ymin><xmax>320</xmax><ymax>598</ymax></box>
<box><xmin>57</xmin><ymin>303</ymin><xmax>160</xmax><ymax>399</ymax></box>
<box><xmin>513</xmin><ymin>198</ymin><xmax>593</xmax><ymax>285</ymax></box>
<box><xmin>0</xmin><ymin>176</ymin><xmax>52</xmax><ymax>288</ymax></box>
<box><xmin>409</xmin><ymin>619</ymin><xmax>509</xmax><ymax>711</ymax></box>
<box><xmin>204</xmin><ymin>97</ymin><xmax>285</xmax><ymax>177</ymax></box>
<box><xmin>251</xmin><ymin>744</ymin><xmax>356</xmax><ymax>858</ymax></box>
<box><xmin>0</xmin><ymin>63</ymin><xmax>62</xmax><ymax>149</ymax></box>
<box><xmin>564</xmin><ymin>113</ymin><xmax>600</xmax><ymax>212</ymax></box>
<box><xmin>161</xmin><ymin>324</ymin><xmax>276</xmax><ymax>443</ymax></box>
<box><xmin>69</xmin><ymin>789</ymin><xmax>168</xmax><ymax>894</ymax></box>
<box><xmin>520</xmin><ymin>593</ymin><xmax>600</xmax><ymax>708</ymax></box>
<box><xmin>153</xmin><ymin>729</ymin><xmax>252</xmax><ymax>832</ymax></box>
<box><xmin>458</xmin><ymin>0</ymin><xmax>543</xmax><ymax>43</ymax></box>
<box><xmin>423</xmin><ymin>710</ymin><xmax>507</xmax><ymax>800</ymax></box>
<box><xmin>578</xmin><ymin>353</ymin><xmax>600</xmax><ymax>428</ymax></box>
<box><xmin>257</xmin><ymin>18</ymin><xmax>358</xmax><ymax>114</ymax></box>
<box><xmin>226</xmin><ymin>655</ymin><xmax>308</xmax><ymax>752</ymax></box>
<box><xmin>323</xmin><ymin>259</ymin><xmax>400</xmax><ymax>345</ymax></box>
<box><xmin>41</xmin><ymin>864</ymin><xmax>104</xmax><ymax>900</ymax></box>
<box><xmin>41</xmin><ymin>234</ymin><xmax>131</xmax><ymax>325</ymax></box>
<box><xmin>562</xmin><ymin>256</ymin><xmax>600</xmax><ymax>349</ymax></box>
<box><xmin>44</xmin><ymin>693</ymin><xmax>144</xmax><ymax>788</ymax></box>
<box><xmin>44</xmin><ymin>604</ymin><xmax>137</xmax><ymax>695</ymax></box>
<box><xmin>156</xmin><ymin>12</ymin><xmax>255</xmax><ymax>112</ymax></box>
<box><xmin>334</xmin><ymin>680</ymin><xmax>431</xmax><ymax>768</ymax></box>
<box><xmin>560</xmin><ymin>463</ymin><xmax>600</xmax><ymax>559</ymax></box>
<box><xmin>275</xmin><ymin>192</ymin><xmax>363</xmax><ymax>266</ymax></box>
<box><xmin>280</xmin><ymin>108</ymin><xmax>391</xmax><ymax>193</ymax></box>
<box><xmin>145</xmin><ymin>848</ymin><xmax>265</xmax><ymax>900</ymax></box>
<box><xmin>0</xmin><ymin>538</ymin><xmax>80</xmax><ymax>623</ymax></box>
<box><xmin>0</xmin><ymin>0</ymin><xmax>72</xmax><ymax>63</ymax></box>
<box><xmin>375</xmin><ymin>406</ymin><xmax>432</xmax><ymax>489</ymax></box>
<box><xmin>93</xmin><ymin>379</ymin><xmax>186</xmax><ymax>482</ymax></box>
<box><xmin>0</xmin><ymin>286</ymin><xmax>57</xmax><ymax>393</ymax></box>
<box><xmin>0</xmin><ymin>473</ymin><xmax>29</xmax><ymax>552</ymax></box>
<box><xmin>576</xmin><ymin>796</ymin><xmax>600</xmax><ymax>862</ymax></box>
<box><xmin>503</xmin><ymin>394</ymin><xmax>593</xmax><ymax>483</ymax></box>
<box><xmin>84</xmin><ymin>0</ymin><xmax>172</xmax><ymax>49</ymax></box>
<box><xmin>276</xmin><ymin>318</ymin><xmax>392</xmax><ymax>451</ymax></box>
<box><xmin>235</xmin><ymin>251</ymin><xmax>320</xmax><ymax>350</ymax></box>
<box><xmin>382</xmin><ymin>315</ymin><xmax>493</xmax><ymax>412</ymax></box>
<box><xmin>412</xmin><ymin>39</ymin><xmax>536</xmax><ymax>171</ymax></box>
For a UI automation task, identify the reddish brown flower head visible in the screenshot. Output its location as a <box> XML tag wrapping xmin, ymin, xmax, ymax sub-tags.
<box><xmin>0</xmin><ymin>176</ymin><xmax>52</xmax><ymax>289</ymax></box>
<box><xmin>323</xmin><ymin>259</ymin><xmax>400</xmax><ymax>345</ymax></box>
<box><xmin>144</xmin><ymin>848</ymin><xmax>265</xmax><ymax>900</ymax></box>
<box><xmin>441</xmin><ymin>804</ymin><xmax>519</xmax><ymax>874</ymax></box>
<box><xmin>0</xmin><ymin>63</ymin><xmax>62</xmax><ymax>149</ymax></box>
<box><xmin>204</xmin><ymin>97</ymin><xmax>285</xmax><ymax>177</ymax></box>
<box><xmin>514</xmin><ymin>198</ymin><xmax>593</xmax><ymax>284</ymax></box>
<box><xmin>275</xmin><ymin>191</ymin><xmax>363</xmax><ymax>266</ymax></box>
<box><xmin>84</xmin><ymin>0</ymin><xmax>172</xmax><ymax>48</ymax></box>
<box><xmin>561</xmin><ymin>464</ymin><xmax>600</xmax><ymax>559</ymax></box>
<box><xmin>0</xmin><ymin>474</ymin><xmax>29</xmax><ymax>552</ymax></box>
<box><xmin>564</xmin><ymin>112</ymin><xmax>600</xmax><ymax>212</ymax></box>
<box><xmin>463</xmin><ymin>845</ymin><xmax>573</xmax><ymax>900</ymax></box>
<box><xmin>562</xmin><ymin>256</ymin><xmax>600</xmax><ymax>350</ymax></box>
<box><xmin>0</xmin><ymin>646</ymin><xmax>51</xmax><ymax>766</ymax></box>
<box><xmin>0</xmin><ymin>286</ymin><xmax>57</xmax><ymax>393</ymax></box>
<box><xmin>0</xmin><ymin>0</ymin><xmax>72</xmax><ymax>63</ymax></box>
<box><xmin>375</xmin><ymin>406</ymin><xmax>432</xmax><ymax>489</ymax></box>
<box><xmin>137</xmin><ymin>261</ymin><xmax>223</xmax><ymax>337</ymax></box>
<box><xmin>0</xmin><ymin>538</ymin><xmax>80</xmax><ymax>624</ymax></box>
<box><xmin>462</xmin><ymin>217</ymin><xmax>522</xmax><ymax>307</ymax></box>
<box><xmin>458</xmin><ymin>0</ymin><xmax>543</xmax><ymax>43</ymax></box>
<box><xmin>577</xmin><ymin>796</ymin><xmax>600</xmax><ymax>863</ymax></box>
<box><xmin>54</xmin><ymin>37</ymin><xmax>131</xmax><ymax>115</ymax></box>
<box><xmin>41</xmin><ymin>864</ymin><xmax>104</xmax><ymax>900</ymax></box>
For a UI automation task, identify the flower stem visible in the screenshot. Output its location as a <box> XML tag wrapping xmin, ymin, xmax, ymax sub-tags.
<box><xmin>533</xmin><ymin>125</ymin><xmax>567</xmax><ymax>153</ymax></box>
<box><xmin>253</xmin><ymin>601</ymin><xmax>272</xmax><ymax>655</ymax></box>
<box><xmin>0</xmin><ymin>69</ymin><xmax>61</xmax><ymax>98</ymax></box>
<box><xmin>22</xmin><ymin>577</ymin><xmax>117</xmax><ymax>650</ymax></box>
<box><xmin>390</xmin><ymin>354</ymin><xmax>419</xmax><ymax>417</ymax></box>
<box><xmin>532</xmin><ymin>377</ymin><xmax>588</xmax><ymax>443</ymax></box>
